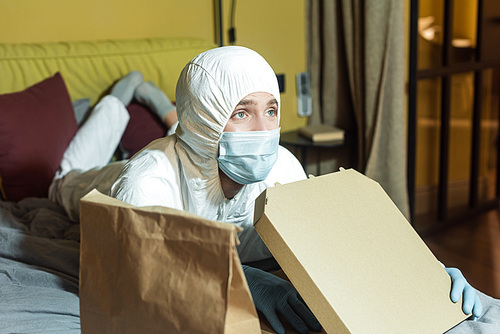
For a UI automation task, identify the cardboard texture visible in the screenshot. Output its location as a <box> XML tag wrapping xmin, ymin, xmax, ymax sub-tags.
<box><xmin>79</xmin><ymin>190</ymin><xmax>260</xmax><ymax>334</ymax></box>
<box><xmin>254</xmin><ymin>169</ymin><xmax>469</xmax><ymax>333</ymax></box>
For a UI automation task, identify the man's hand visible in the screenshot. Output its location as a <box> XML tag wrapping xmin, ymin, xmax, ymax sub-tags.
<box><xmin>445</xmin><ymin>267</ymin><xmax>483</xmax><ymax>319</ymax></box>
<box><xmin>242</xmin><ymin>265</ymin><xmax>322</xmax><ymax>334</ymax></box>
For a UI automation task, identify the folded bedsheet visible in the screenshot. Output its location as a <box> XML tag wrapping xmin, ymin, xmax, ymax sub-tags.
<box><xmin>0</xmin><ymin>197</ymin><xmax>80</xmax><ymax>333</ymax></box>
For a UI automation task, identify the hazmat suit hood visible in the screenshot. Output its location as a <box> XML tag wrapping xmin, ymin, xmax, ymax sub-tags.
<box><xmin>173</xmin><ymin>46</ymin><xmax>281</xmax><ymax>220</ymax></box>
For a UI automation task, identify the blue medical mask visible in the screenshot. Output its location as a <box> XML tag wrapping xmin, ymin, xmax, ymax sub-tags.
<box><xmin>217</xmin><ymin>128</ymin><xmax>280</xmax><ymax>185</ymax></box>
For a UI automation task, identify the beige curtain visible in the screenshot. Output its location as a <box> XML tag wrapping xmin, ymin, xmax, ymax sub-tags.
<box><xmin>307</xmin><ymin>0</ymin><xmax>409</xmax><ymax>218</ymax></box>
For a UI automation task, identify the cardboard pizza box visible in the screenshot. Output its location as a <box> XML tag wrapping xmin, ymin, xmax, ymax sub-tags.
<box><xmin>253</xmin><ymin>169</ymin><xmax>468</xmax><ymax>333</ymax></box>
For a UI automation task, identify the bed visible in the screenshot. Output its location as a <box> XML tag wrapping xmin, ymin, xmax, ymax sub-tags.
<box><xmin>0</xmin><ymin>37</ymin><xmax>216</xmax><ymax>332</ymax></box>
<box><xmin>1</xmin><ymin>37</ymin><xmax>500</xmax><ymax>334</ymax></box>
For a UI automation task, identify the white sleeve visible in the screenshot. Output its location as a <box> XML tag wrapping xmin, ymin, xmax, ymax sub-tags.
<box><xmin>110</xmin><ymin>149</ymin><xmax>183</xmax><ymax>210</ymax></box>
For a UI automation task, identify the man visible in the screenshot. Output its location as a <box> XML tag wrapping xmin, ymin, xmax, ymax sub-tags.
<box><xmin>109</xmin><ymin>46</ymin><xmax>482</xmax><ymax>333</ymax></box>
<box><xmin>110</xmin><ymin>46</ymin><xmax>322</xmax><ymax>333</ymax></box>
<box><xmin>51</xmin><ymin>46</ymin><xmax>482</xmax><ymax>334</ymax></box>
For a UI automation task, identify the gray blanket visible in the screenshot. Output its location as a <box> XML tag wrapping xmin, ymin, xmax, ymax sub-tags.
<box><xmin>0</xmin><ymin>197</ymin><xmax>499</xmax><ymax>333</ymax></box>
<box><xmin>448</xmin><ymin>290</ymin><xmax>500</xmax><ymax>333</ymax></box>
<box><xmin>0</xmin><ymin>198</ymin><xmax>80</xmax><ymax>333</ymax></box>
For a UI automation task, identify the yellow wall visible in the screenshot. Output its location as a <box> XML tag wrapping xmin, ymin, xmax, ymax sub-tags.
<box><xmin>0</xmin><ymin>0</ymin><xmax>307</xmax><ymax>131</ymax></box>
<box><xmin>0</xmin><ymin>1</ymin><xmax>214</xmax><ymax>43</ymax></box>
<box><xmin>220</xmin><ymin>0</ymin><xmax>308</xmax><ymax>131</ymax></box>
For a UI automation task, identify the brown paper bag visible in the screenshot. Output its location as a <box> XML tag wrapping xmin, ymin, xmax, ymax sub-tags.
<box><xmin>79</xmin><ymin>189</ymin><xmax>260</xmax><ymax>334</ymax></box>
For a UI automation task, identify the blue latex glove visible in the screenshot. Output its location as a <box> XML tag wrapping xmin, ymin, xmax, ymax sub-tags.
<box><xmin>242</xmin><ymin>265</ymin><xmax>322</xmax><ymax>334</ymax></box>
<box><xmin>445</xmin><ymin>267</ymin><xmax>483</xmax><ymax>319</ymax></box>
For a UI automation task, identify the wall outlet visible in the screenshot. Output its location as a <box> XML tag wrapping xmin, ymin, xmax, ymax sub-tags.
<box><xmin>296</xmin><ymin>72</ymin><xmax>312</xmax><ymax>117</ymax></box>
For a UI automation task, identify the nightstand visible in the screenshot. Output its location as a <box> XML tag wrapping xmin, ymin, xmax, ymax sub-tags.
<box><xmin>280</xmin><ymin>129</ymin><xmax>348</xmax><ymax>175</ymax></box>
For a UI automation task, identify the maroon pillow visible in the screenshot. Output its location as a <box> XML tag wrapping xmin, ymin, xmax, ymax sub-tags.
<box><xmin>121</xmin><ymin>101</ymin><xmax>167</xmax><ymax>158</ymax></box>
<box><xmin>0</xmin><ymin>72</ymin><xmax>77</xmax><ymax>201</ymax></box>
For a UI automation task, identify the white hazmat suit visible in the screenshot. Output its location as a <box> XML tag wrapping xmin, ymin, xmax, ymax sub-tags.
<box><xmin>51</xmin><ymin>46</ymin><xmax>307</xmax><ymax>263</ymax></box>
<box><xmin>110</xmin><ymin>46</ymin><xmax>306</xmax><ymax>263</ymax></box>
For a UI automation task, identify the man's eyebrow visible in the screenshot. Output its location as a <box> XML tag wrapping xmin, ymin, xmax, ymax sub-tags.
<box><xmin>237</xmin><ymin>98</ymin><xmax>278</xmax><ymax>106</ymax></box>
<box><xmin>237</xmin><ymin>98</ymin><xmax>257</xmax><ymax>106</ymax></box>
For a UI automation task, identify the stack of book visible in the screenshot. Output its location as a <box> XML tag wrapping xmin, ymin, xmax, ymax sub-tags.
<box><xmin>297</xmin><ymin>124</ymin><xmax>344</xmax><ymax>142</ymax></box>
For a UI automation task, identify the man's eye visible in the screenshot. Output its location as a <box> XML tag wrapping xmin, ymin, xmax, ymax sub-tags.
<box><xmin>266</xmin><ymin>109</ymin><xmax>277</xmax><ymax>117</ymax></box>
<box><xmin>234</xmin><ymin>111</ymin><xmax>246</xmax><ymax>119</ymax></box>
